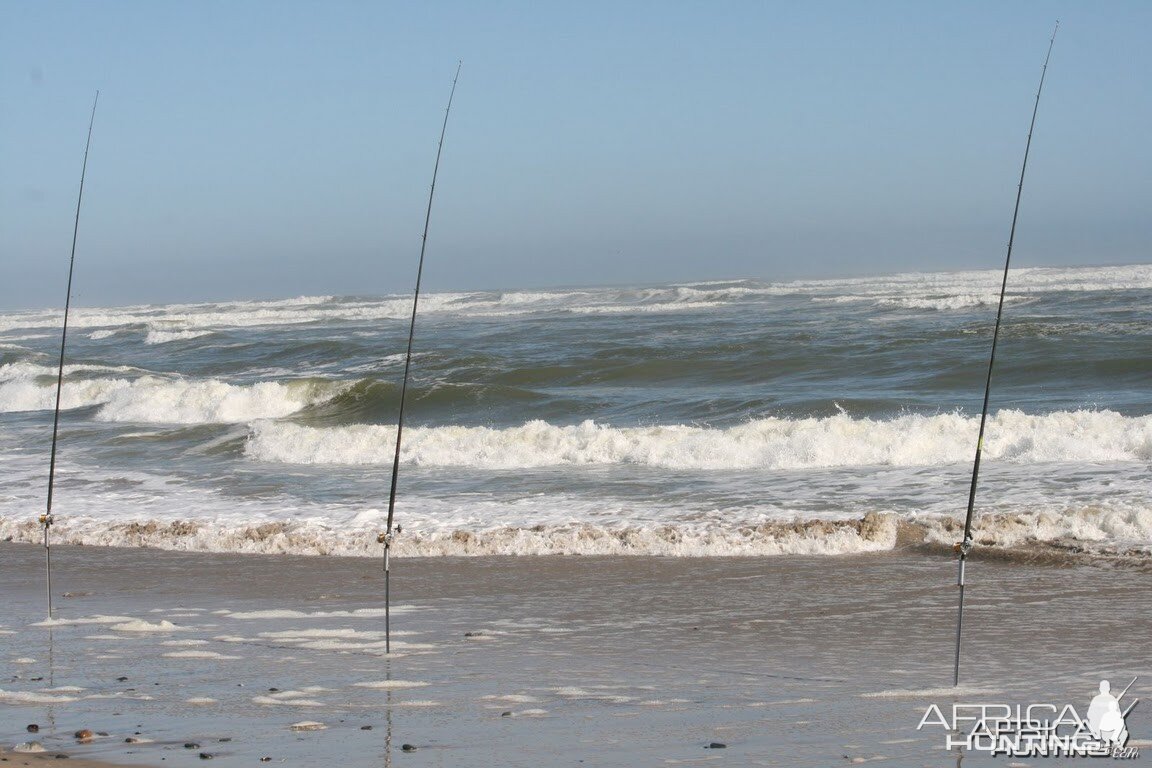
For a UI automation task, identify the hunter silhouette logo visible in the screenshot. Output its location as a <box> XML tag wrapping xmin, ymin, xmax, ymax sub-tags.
<box><xmin>918</xmin><ymin>677</ymin><xmax>1140</xmax><ymax>759</ymax></box>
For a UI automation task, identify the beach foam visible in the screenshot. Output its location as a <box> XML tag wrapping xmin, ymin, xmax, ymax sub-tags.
<box><xmin>162</xmin><ymin>650</ymin><xmax>241</xmax><ymax>659</ymax></box>
<box><xmin>3</xmin><ymin>498</ymin><xmax>1150</xmax><ymax>558</ymax></box>
<box><xmin>109</xmin><ymin>619</ymin><xmax>182</xmax><ymax>632</ymax></box>
<box><xmin>31</xmin><ymin>615</ymin><xmax>138</xmax><ymax>627</ymax></box>
<box><xmin>0</xmin><ymin>688</ymin><xmax>80</xmax><ymax>703</ymax></box>
<box><xmin>0</xmin><ymin>511</ymin><xmax>903</xmax><ymax>557</ymax></box>
<box><xmin>861</xmin><ymin>686</ymin><xmax>1004</xmax><ymax>698</ymax></box>
<box><xmin>353</xmin><ymin>680</ymin><xmax>429</xmax><ymax>689</ymax></box>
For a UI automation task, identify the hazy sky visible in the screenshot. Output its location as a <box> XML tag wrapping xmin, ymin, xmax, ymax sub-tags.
<box><xmin>1</xmin><ymin>1</ymin><xmax>1149</xmax><ymax>309</ymax></box>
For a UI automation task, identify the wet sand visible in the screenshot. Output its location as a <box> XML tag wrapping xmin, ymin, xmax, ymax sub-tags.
<box><xmin>2</xmin><ymin>542</ymin><xmax>1150</xmax><ymax>766</ymax></box>
<box><xmin>0</xmin><ymin>750</ymin><xmax>126</xmax><ymax>767</ymax></box>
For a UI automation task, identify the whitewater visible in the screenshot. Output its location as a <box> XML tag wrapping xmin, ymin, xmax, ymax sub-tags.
<box><xmin>1</xmin><ymin>265</ymin><xmax>1149</xmax><ymax>558</ymax></box>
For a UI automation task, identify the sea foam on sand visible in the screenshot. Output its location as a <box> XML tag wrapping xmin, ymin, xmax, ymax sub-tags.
<box><xmin>352</xmin><ymin>680</ymin><xmax>429</xmax><ymax>689</ymax></box>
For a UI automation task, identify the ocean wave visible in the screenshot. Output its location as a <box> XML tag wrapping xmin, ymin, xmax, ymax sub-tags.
<box><xmin>565</xmin><ymin>300</ymin><xmax>726</xmax><ymax>314</ymax></box>
<box><xmin>0</xmin><ymin>362</ymin><xmax>346</xmax><ymax>422</ymax></box>
<box><xmin>0</xmin><ymin>295</ymin><xmax>339</xmax><ymax>334</ymax></box>
<box><xmin>0</xmin><ymin>511</ymin><xmax>903</xmax><ymax>557</ymax></box>
<box><xmin>881</xmin><ymin>294</ymin><xmax>1031</xmax><ymax>311</ymax></box>
<box><xmin>770</xmin><ymin>264</ymin><xmax>1152</xmax><ymax>298</ymax></box>
<box><xmin>3</xmin><ymin>265</ymin><xmax>1149</xmax><ymax>335</ymax></box>
<box><xmin>921</xmin><ymin>504</ymin><xmax>1152</xmax><ymax>554</ymax></box>
<box><xmin>245</xmin><ymin>410</ymin><xmax>1152</xmax><ymax>469</ymax></box>
<box><xmin>0</xmin><ymin>361</ymin><xmax>163</xmax><ymax>413</ymax></box>
<box><xmin>95</xmin><ymin>378</ymin><xmax>346</xmax><ymax>424</ymax></box>
<box><xmin>0</xmin><ymin>292</ymin><xmax>488</xmax><ymax>335</ymax></box>
<box><xmin>2</xmin><ymin>505</ymin><xmax>1148</xmax><ymax>558</ymax></box>
<box><xmin>144</xmin><ymin>328</ymin><xmax>215</xmax><ymax>345</ymax></box>
<box><xmin>815</xmin><ymin>292</ymin><xmax>1030</xmax><ymax>310</ymax></box>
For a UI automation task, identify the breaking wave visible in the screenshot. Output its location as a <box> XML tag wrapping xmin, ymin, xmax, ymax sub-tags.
<box><xmin>1</xmin><ymin>505</ymin><xmax>1148</xmax><ymax>559</ymax></box>
<box><xmin>2</xmin><ymin>264</ymin><xmax>1150</xmax><ymax>335</ymax></box>
<box><xmin>0</xmin><ymin>511</ymin><xmax>902</xmax><ymax>557</ymax></box>
<box><xmin>94</xmin><ymin>378</ymin><xmax>345</xmax><ymax>424</ymax></box>
<box><xmin>0</xmin><ymin>362</ymin><xmax>346</xmax><ymax>423</ymax></box>
<box><xmin>776</xmin><ymin>263</ymin><xmax>1152</xmax><ymax>301</ymax></box>
<box><xmin>3</xmin><ymin>266</ymin><xmax>1150</xmax><ymax>565</ymax></box>
<box><xmin>144</xmin><ymin>328</ymin><xmax>215</xmax><ymax>345</ymax></box>
<box><xmin>246</xmin><ymin>410</ymin><xmax>1152</xmax><ymax>470</ymax></box>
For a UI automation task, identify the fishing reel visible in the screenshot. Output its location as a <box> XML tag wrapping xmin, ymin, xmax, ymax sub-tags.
<box><xmin>376</xmin><ymin>524</ymin><xmax>402</xmax><ymax>545</ymax></box>
<box><xmin>953</xmin><ymin>537</ymin><xmax>973</xmax><ymax>558</ymax></box>
<box><xmin>39</xmin><ymin>513</ymin><xmax>54</xmax><ymax>528</ymax></box>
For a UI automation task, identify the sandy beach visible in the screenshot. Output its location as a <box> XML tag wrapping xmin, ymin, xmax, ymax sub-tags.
<box><xmin>0</xmin><ymin>749</ymin><xmax>125</xmax><ymax>767</ymax></box>
<box><xmin>2</xmin><ymin>542</ymin><xmax>1149</xmax><ymax>766</ymax></box>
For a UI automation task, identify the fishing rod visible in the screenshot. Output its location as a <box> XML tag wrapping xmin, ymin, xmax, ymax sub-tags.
<box><xmin>383</xmin><ymin>666</ymin><xmax>394</xmax><ymax>768</ymax></box>
<box><xmin>952</xmin><ymin>24</ymin><xmax>1057</xmax><ymax>687</ymax></box>
<box><xmin>41</xmin><ymin>91</ymin><xmax>100</xmax><ymax>619</ymax></box>
<box><xmin>1116</xmin><ymin>676</ymin><xmax>1138</xmax><ymax>702</ymax></box>
<box><xmin>1122</xmin><ymin>699</ymin><xmax>1139</xmax><ymax>718</ymax></box>
<box><xmin>377</xmin><ymin>62</ymin><xmax>462</xmax><ymax>654</ymax></box>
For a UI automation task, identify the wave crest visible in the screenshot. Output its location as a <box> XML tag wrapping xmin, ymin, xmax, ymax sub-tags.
<box><xmin>0</xmin><ymin>362</ymin><xmax>347</xmax><ymax>423</ymax></box>
<box><xmin>246</xmin><ymin>410</ymin><xmax>1152</xmax><ymax>469</ymax></box>
<box><xmin>2</xmin><ymin>505</ymin><xmax>1148</xmax><ymax>558</ymax></box>
<box><xmin>3</xmin><ymin>265</ymin><xmax>1150</xmax><ymax>334</ymax></box>
<box><xmin>0</xmin><ymin>513</ymin><xmax>902</xmax><ymax>557</ymax></box>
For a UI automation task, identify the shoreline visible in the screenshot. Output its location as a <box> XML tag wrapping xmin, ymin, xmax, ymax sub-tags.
<box><xmin>3</xmin><ymin>542</ymin><xmax>1150</xmax><ymax>767</ymax></box>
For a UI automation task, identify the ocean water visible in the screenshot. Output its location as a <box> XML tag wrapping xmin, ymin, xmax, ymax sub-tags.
<box><xmin>1</xmin><ymin>264</ymin><xmax>1150</xmax><ymax>559</ymax></box>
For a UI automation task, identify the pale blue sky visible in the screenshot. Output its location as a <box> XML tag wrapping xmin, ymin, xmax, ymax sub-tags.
<box><xmin>1</xmin><ymin>1</ymin><xmax>1149</xmax><ymax>308</ymax></box>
